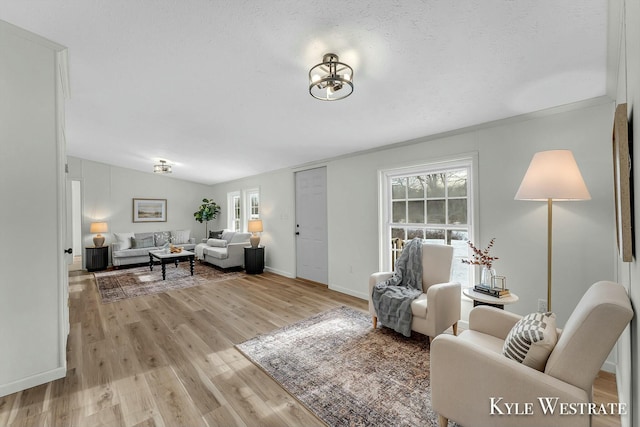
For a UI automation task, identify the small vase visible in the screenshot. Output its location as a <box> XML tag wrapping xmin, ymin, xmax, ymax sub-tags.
<box><xmin>481</xmin><ymin>267</ymin><xmax>496</xmax><ymax>287</ymax></box>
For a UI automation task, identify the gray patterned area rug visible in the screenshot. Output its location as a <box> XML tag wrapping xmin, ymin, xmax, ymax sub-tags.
<box><xmin>236</xmin><ymin>306</ymin><xmax>444</xmax><ymax>427</ymax></box>
<box><xmin>94</xmin><ymin>263</ymin><xmax>244</xmax><ymax>303</ymax></box>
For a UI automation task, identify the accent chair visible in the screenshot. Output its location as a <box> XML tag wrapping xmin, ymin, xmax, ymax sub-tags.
<box><xmin>431</xmin><ymin>281</ymin><xmax>634</xmax><ymax>427</ymax></box>
<box><xmin>368</xmin><ymin>243</ymin><xmax>461</xmax><ymax>340</ymax></box>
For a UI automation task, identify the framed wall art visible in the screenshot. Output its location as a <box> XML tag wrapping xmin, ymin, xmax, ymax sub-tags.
<box><xmin>133</xmin><ymin>198</ymin><xmax>167</xmax><ymax>222</ymax></box>
<box><xmin>612</xmin><ymin>103</ymin><xmax>633</xmax><ymax>262</ymax></box>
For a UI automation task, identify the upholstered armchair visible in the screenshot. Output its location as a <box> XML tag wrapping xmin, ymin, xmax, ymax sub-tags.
<box><xmin>368</xmin><ymin>243</ymin><xmax>460</xmax><ymax>339</ymax></box>
<box><xmin>431</xmin><ymin>281</ymin><xmax>633</xmax><ymax>427</ymax></box>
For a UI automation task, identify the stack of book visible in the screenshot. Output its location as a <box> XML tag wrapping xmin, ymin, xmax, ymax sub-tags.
<box><xmin>473</xmin><ymin>284</ymin><xmax>511</xmax><ymax>298</ymax></box>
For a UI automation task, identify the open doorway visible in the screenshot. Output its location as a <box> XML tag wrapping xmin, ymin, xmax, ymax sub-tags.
<box><xmin>69</xmin><ymin>180</ymin><xmax>82</xmax><ymax>271</ymax></box>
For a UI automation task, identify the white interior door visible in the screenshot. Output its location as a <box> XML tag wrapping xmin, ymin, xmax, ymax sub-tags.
<box><xmin>295</xmin><ymin>167</ymin><xmax>328</xmax><ymax>284</ymax></box>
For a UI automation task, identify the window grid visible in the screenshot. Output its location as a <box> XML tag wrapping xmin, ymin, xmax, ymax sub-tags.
<box><xmin>386</xmin><ymin>166</ymin><xmax>471</xmax><ymax>286</ymax></box>
<box><xmin>233</xmin><ymin>195</ymin><xmax>241</xmax><ymax>231</ymax></box>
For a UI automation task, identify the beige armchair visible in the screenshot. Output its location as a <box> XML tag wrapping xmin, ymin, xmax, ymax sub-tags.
<box><xmin>431</xmin><ymin>281</ymin><xmax>633</xmax><ymax>427</ymax></box>
<box><xmin>368</xmin><ymin>243</ymin><xmax>460</xmax><ymax>339</ymax></box>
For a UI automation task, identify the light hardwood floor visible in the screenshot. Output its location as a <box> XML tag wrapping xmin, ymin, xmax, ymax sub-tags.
<box><xmin>0</xmin><ymin>269</ymin><xmax>621</xmax><ymax>427</ymax></box>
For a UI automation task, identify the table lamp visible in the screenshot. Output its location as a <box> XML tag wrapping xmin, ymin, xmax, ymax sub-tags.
<box><xmin>515</xmin><ymin>150</ymin><xmax>590</xmax><ymax>311</ymax></box>
<box><xmin>90</xmin><ymin>222</ymin><xmax>108</xmax><ymax>247</ymax></box>
<box><xmin>248</xmin><ymin>219</ymin><xmax>263</xmax><ymax>248</ymax></box>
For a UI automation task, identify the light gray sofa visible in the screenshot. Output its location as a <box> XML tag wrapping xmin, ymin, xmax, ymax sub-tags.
<box><xmin>195</xmin><ymin>231</ymin><xmax>251</xmax><ymax>269</ymax></box>
<box><xmin>111</xmin><ymin>230</ymin><xmax>196</xmax><ymax>267</ymax></box>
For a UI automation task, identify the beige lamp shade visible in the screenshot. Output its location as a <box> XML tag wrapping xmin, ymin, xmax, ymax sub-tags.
<box><xmin>90</xmin><ymin>222</ymin><xmax>108</xmax><ymax>247</ymax></box>
<box><xmin>247</xmin><ymin>219</ymin><xmax>263</xmax><ymax>233</ymax></box>
<box><xmin>514</xmin><ymin>150</ymin><xmax>591</xmax><ymax>201</ymax></box>
<box><xmin>248</xmin><ymin>219</ymin><xmax>263</xmax><ymax>248</ymax></box>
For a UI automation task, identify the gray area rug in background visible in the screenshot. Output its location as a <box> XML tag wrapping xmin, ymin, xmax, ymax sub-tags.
<box><xmin>236</xmin><ymin>306</ymin><xmax>444</xmax><ymax>427</ymax></box>
<box><xmin>94</xmin><ymin>263</ymin><xmax>244</xmax><ymax>303</ymax></box>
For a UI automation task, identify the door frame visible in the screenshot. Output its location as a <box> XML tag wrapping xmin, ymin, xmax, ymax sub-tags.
<box><xmin>294</xmin><ymin>166</ymin><xmax>328</xmax><ymax>284</ymax></box>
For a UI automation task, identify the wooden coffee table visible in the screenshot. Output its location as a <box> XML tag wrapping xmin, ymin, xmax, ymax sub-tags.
<box><xmin>149</xmin><ymin>250</ymin><xmax>195</xmax><ymax>280</ymax></box>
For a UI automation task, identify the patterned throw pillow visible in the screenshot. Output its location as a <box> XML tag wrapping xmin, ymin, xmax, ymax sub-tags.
<box><xmin>209</xmin><ymin>230</ymin><xmax>224</xmax><ymax>239</ymax></box>
<box><xmin>172</xmin><ymin>229</ymin><xmax>191</xmax><ymax>244</ymax></box>
<box><xmin>502</xmin><ymin>312</ymin><xmax>558</xmax><ymax>371</ymax></box>
<box><xmin>154</xmin><ymin>231</ymin><xmax>171</xmax><ymax>247</ymax></box>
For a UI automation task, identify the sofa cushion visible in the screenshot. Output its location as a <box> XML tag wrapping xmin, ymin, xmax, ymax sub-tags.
<box><xmin>172</xmin><ymin>230</ymin><xmax>191</xmax><ymax>244</ymax></box>
<box><xmin>113</xmin><ymin>247</ymin><xmax>155</xmax><ymax>258</ymax></box>
<box><xmin>203</xmin><ymin>246</ymin><xmax>228</xmax><ymax>260</ymax></box>
<box><xmin>229</xmin><ymin>232</ymin><xmax>251</xmax><ymax>244</ymax></box>
<box><xmin>502</xmin><ymin>312</ymin><xmax>557</xmax><ymax>371</ymax></box>
<box><xmin>154</xmin><ymin>231</ymin><xmax>171</xmax><ymax>246</ymax></box>
<box><xmin>207</xmin><ymin>238</ymin><xmax>227</xmax><ymax>248</ymax></box>
<box><xmin>113</xmin><ymin>232</ymin><xmax>134</xmax><ymax>250</ymax></box>
<box><xmin>220</xmin><ymin>231</ymin><xmax>236</xmax><ymax>242</ymax></box>
<box><xmin>131</xmin><ymin>235</ymin><xmax>155</xmax><ymax>248</ymax></box>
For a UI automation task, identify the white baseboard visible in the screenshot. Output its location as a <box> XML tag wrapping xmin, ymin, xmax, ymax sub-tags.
<box><xmin>0</xmin><ymin>366</ymin><xmax>66</xmax><ymax>398</ymax></box>
<box><xmin>328</xmin><ymin>283</ymin><xmax>368</xmax><ymax>300</ymax></box>
<box><xmin>264</xmin><ymin>266</ymin><xmax>295</xmax><ymax>278</ymax></box>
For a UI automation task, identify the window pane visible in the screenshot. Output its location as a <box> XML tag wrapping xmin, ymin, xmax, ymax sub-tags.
<box><xmin>407</xmin><ymin>176</ymin><xmax>425</xmax><ymax>198</ymax></box>
<box><xmin>392</xmin><ymin>178</ymin><xmax>406</xmax><ymax>199</ymax></box>
<box><xmin>424</xmin><ymin>228</ymin><xmax>445</xmax><ymax>244</ymax></box>
<box><xmin>448</xmin><ymin>199</ymin><xmax>467</xmax><ymax>224</ymax></box>
<box><xmin>391</xmin><ymin>228</ymin><xmax>406</xmax><ymax>240</ymax></box>
<box><xmin>449</xmin><ymin>230</ymin><xmax>470</xmax><ymax>286</ymax></box>
<box><xmin>447</xmin><ymin>169</ymin><xmax>467</xmax><ymax>197</ymax></box>
<box><xmin>392</xmin><ymin>201</ymin><xmax>406</xmax><ymax>223</ymax></box>
<box><xmin>408</xmin><ymin>200</ymin><xmax>425</xmax><ymax>223</ymax></box>
<box><xmin>426</xmin><ymin>173</ymin><xmax>445</xmax><ymax>197</ymax></box>
<box><xmin>448</xmin><ymin>230</ymin><xmax>469</xmax><ymax>258</ymax></box>
<box><xmin>407</xmin><ymin>228</ymin><xmax>424</xmax><ymax>240</ymax></box>
<box><xmin>426</xmin><ymin>199</ymin><xmax>445</xmax><ymax>224</ymax></box>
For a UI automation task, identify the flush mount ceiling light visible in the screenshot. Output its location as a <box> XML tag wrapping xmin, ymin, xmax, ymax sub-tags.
<box><xmin>153</xmin><ymin>159</ymin><xmax>172</xmax><ymax>174</ymax></box>
<box><xmin>309</xmin><ymin>53</ymin><xmax>353</xmax><ymax>101</ymax></box>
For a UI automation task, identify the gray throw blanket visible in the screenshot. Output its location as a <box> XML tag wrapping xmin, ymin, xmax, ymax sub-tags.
<box><xmin>372</xmin><ymin>238</ymin><xmax>423</xmax><ymax>337</ymax></box>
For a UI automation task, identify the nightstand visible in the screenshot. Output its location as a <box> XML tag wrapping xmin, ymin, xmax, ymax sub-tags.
<box><xmin>86</xmin><ymin>246</ymin><xmax>109</xmax><ymax>271</ymax></box>
<box><xmin>244</xmin><ymin>246</ymin><xmax>265</xmax><ymax>274</ymax></box>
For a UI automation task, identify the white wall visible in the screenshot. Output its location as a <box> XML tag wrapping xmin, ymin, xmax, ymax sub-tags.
<box><xmin>209</xmin><ymin>100</ymin><xmax>615</xmax><ymax>331</ymax></box>
<box><xmin>0</xmin><ymin>20</ymin><xmax>68</xmax><ymax>396</ymax></box>
<box><xmin>611</xmin><ymin>0</ymin><xmax>640</xmax><ymax>425</ymax></box>
<box><xmin>207</xmin><ymin>168</ymin><xmax>297</xmax><ymax>278</ymax></box>
<box><xmin>72</xmin><ymin>180</ymin><xmax>82</xmax><ymax>255</ymax></box>
<box><xmin>67</xmin><ymin>157</ymin><xmax>212</xmax><ymax>263</ymax></box>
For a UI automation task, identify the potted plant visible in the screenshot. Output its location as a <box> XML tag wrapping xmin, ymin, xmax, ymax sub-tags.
<box><xmin>193</xmin><ymin>198</ymin><xmax>221</xmax><ymax>237</ymax></box>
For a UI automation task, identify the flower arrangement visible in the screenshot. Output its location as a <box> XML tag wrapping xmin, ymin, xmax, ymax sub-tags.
<box><xmin>461</xmin><ymin>237</ymin><xmax>499</xmax><ymax>269</ymax></box>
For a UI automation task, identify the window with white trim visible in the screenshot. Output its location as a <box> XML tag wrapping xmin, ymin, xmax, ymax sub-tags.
<box><xmin>380</xmin><ymin>158</ymin><xmax>475</xmax><ymax>287</ymax></box>
<box><xmin>227</xmin><ymin>191</ymin><xmax>241</xmax><ymax>231</ymax></box>
<box><xmin>246</xmin><ymin>189</ymin><xmax>260</xmax><ymax>221</ymax></box>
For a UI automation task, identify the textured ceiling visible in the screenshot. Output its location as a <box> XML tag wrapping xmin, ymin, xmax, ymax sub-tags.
<box><xmin>1</xmin><ymin>1</ymin><xmax>607</xmax><ymax>185</ymax></box>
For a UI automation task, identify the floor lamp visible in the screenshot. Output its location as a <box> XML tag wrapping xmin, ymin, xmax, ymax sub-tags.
<box><xmin>514</xmin><ymin>150</ymin><xmax>590</xmax><ymax>312</ymax></box>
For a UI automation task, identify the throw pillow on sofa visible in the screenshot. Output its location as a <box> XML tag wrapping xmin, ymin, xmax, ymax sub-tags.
<box><xmin>113</xmin><ymin>232</ymin><xmax>135</xmax><ymax>250</ymax></box>
<box><xmin>502</xmin><ymin>312</ymin><xmax>557</xmax><ymax>371</ymax></box>
<box><xmin>209</xmin><ymin>230</ymin><xmax>224</xmax><ymax>239</ymax></box>
<box><xmin>206</xmin><ymin>238</ymin><xmax>227</xmax><ymax>247</ymax></box>
<box><xmin>131</xmin><ymin>235</ymin><xmax>155</xmax><ymax>248</ymax></box>
<box><xmin>172</xmin><ymin>230</ymin><xmax>191</xmax><ymax>244</ymax></box>
<box><xmin>154</xmin><ymin>231</ymin><xmax>171</xmax><ymax>246</ymax></box>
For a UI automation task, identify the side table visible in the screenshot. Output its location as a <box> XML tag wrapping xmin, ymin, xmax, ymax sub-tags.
<box><xmin>463</xmin><ymin>287</ymin><xmax>519</xmax><ymax>310</ymax></box>
<box><xmin>244</xmin><ymin>246</ymin><xmax>265</xmax><ymax>274</ymax></box>
<box><xmin>86</xmin><ymin>246</ymin><xmax>109</xmax><ymax>272</ymax></box>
